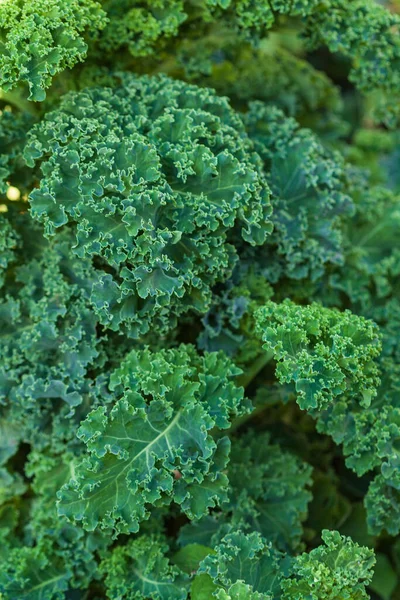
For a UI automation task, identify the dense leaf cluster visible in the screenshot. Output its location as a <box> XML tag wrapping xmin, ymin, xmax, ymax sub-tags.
<box><xmin>0</xmin><ymin>0</ymin><xmax>400</xmax><ymax>599</ymax></box>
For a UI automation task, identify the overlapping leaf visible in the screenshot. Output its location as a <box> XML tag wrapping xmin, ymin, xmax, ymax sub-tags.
<box><xmin>255</xmin><ymin>299</ymin><xmax>382</xmax><ymax>411</ymax></box>
<box><xmin>0</xmin><ymin>0</ymin><xmax>107</xmax><ymax>100</ymax></box>
<box><xmin>25</xmin><ymin>75</ymin><xmax>272</xmax><ymax>337</ymax></box>
<box><xmin>57</xmin><ymin>346</ymin><xmax>249</xmax><ymax>535</ymax></box>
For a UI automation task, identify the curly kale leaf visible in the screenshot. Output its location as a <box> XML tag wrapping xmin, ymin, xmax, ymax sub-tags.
<box><xmin>255</xmin><ymin>300</ymin><xmax>399</xmax><ymax>535</ymax></box>
<box><xmin>25</xmin><ymin>74</ymin><xmax>272</xmax><ymax>337</ymax></box>
<box><xmin>211</xmin><ymin>581</ymin><xmax>266</xmax><ymax>600</ymax></box>
<box><xmin>330</xmin><ymin>182</ymin><xmax>400</xmax><ymax>306</ymax></box>
<box><xmin>197</xmin><ymin>0</ymin><xmax>319</xmax><ymax>40</ymax></box>
<box><xmin>316</xmin><ymin>364</ymin><xmax>400</xmax><ymax>475</ymax></box>
<box><xmin>255</xmin><ymin>299</ymin><xmax>381</xmax><ymax>411</ymax></box>
<box><xmin>99</xmin><ymin>0</ymin><xmax>187</xmax><ymax>58</ymax></box>
<box><xmin>100</xmin><ymin>535</ymin><xmax>189</xmax><ymax>600</ymax></box>
<box><xmin>282</xmin><ymin>530</ymin><xmax>375</xmax><ymax>600</ymax></box>
<box><xmin>305</xmin><ymin>0</ymin><xmax>400</xmax><ymax>127</ymax></box>
<box><xmin>0</xmin><ymin>449</ymin><xmax>112</xmax><ymax>599</ymax></box>
<box><xmin>57</xmin><ymin>346</ymin><xmax>250</xmax><ymax>535</ymax></box>
<box><xmin>197</xmin><ymin>530</ymin><xmax>286</xmax><ymax>599</ymax></box>
<box><xmin>0</xmin><ymin>221</ymin><xmax>102</xmax><ymax>450</ymax></box>
<box><xmin>0</xmin><ymin>541</ymin><xmax>72</xmax><ymax>600</ymax></box>
<box><xmin>179</xmin><ymin>432</ymin><xmax>313</xmax><ymax>553</ymax></box>
<box><xmin>227</xmin><ymin>432</ymin><xmax>313</xmax><ymax>552</ymax></box>
<box><xmin>365</xmin><ymin>475</ymin><xmax>400</xmax><ymax>536</ymax></box>
<box><xmin>0</xmin><ymin>0</ymin><xmax>107</xmax><ymax>101</ymax></box>
<box><xmin>194</xmin><ymin>529</ymin><xmax>374</xmax><ymax>600</ymax></box>
<box><xmin>243</xmin><ymin>104</ymin><xmax>354</xmax><ymax>282</ymax></box>
<box><xmin>254</xmin><ymin>300</ymin><xmax>400</xmax><ymax>535</ymax></box>
<box><xmin>328</xmin><ymin>182</ymin><xmax>400</xmax><ymax>358</ymax></box>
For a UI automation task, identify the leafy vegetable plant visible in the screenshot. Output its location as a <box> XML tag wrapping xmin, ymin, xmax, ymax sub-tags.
<box><xmin>0</xmin><ymin>1</ymin><xmax>400</xmax><ymax>599</ymax></box>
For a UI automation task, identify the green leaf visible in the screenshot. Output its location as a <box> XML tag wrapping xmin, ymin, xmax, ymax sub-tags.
<box><xmin>199</xmin><ymin>530</ymin><xmax>286</xmax><ymax>598</ymax></box>
<box><xmin>57</xmin><ymin>346</ymin><xmax>248</xmax><ymax>535</ymax></box>
<box><xmin>369</xmin><ymin>553</ymin><xmax>398</xmax><ymax>600</ymax></box>
<box><xmin>0</xmin><ymin>0</ymin><xmax>107</xmax><ymax>100</ymax></box>
<box><xmin>227</xmin><ymin>432</ymin><xmax>313</xmax><ymax>551</ymax></box>
<box><xmin>255</xmin><ymin>299</ymin><xmax>381</xmax><ymax>411</ymax></box>
<box><xmin>365</xmin><ymin>475</ymin><xmax>400</xmax><ymax>536</ymax></box>
<box><xmin>215</xmin><ymin>581</ymin><xmax>266</xmax><ymax>600</ymax></box>
<box><xmin>25</xmin><ymin>74</ymin><xmax>272</xmax><ymax>338</ymax></box>
<box><xmin>191</xmin><ymin>573</ymin><xmax>218</xmax><ymax>600</ymax></box>
<box><xmin>282</xmin><ymin>530</ymin><xmax>375</xmax><ymax>600</ymax></box>
<box><xmin>0</xmin><ymin>542</ymin><xmax>72</xmax><ymax>600</ymax></box>
<box><xmin>100</xmin><ymin>535</ymin><xmax>189</xmax><ymax>600</ymax></box>
<box><xmin>244</xmin><ymin>104</ymin><xmax>353</xmax><ymax>281</ymax></box>
<box><xmin>173</xmin><ymin>544</ymin><xmax>214</xmax><ymax>574</ymax></box>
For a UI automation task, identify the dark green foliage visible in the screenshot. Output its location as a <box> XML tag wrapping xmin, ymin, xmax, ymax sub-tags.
<box><xmin>1</xmin><ymin>0</ymin><xmax>400</xmax><ymax>598</ymax></box>
<box><xmin>57</xmin><ymin>346</ymin><xmax>249</xmax><ymax>534</ymax></box>
<box><xmin>25</xmin><ymin>74</ymin><xmax>272</xmax><ymax>338</ymax></box>
<box><xmin>0</xmin><ymin>0</ymin><xmax>107</xmax><ymax>101</ymax></box>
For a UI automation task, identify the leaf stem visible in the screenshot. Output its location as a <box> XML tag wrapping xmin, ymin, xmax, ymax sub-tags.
<box><xmin>236</xmin><ymin>350</ymin><xmax>273</xmax><ymax>389</ymax></box>
<box><xmin>223</xmin><ymin>350</ymin><xmax>274</xmax><ymax>435</ymax></box>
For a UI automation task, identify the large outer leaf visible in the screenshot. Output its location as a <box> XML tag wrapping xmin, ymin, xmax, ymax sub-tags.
<box><xmin>178</xmin><ymin>432</ymin><xmax>312</xmax><ymax>553</ymax></box>
<box><xmin>57</xmin><ymin>346</ymin><xmax>249</xmax><ymax>535</ymax></box>
<box><xmin>25</xmin><ymin>75</ymin><xmax>272</xmax><ymax>338</ymax></box>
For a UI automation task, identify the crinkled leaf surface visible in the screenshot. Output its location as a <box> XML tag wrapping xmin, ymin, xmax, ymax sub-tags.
<box><xmin>58</xmin><ymin>346</ymin><xmax>249</xmax><ymax>534</ymax></box>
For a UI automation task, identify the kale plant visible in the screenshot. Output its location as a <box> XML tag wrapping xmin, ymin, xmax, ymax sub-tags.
<box><xmin>0</xmin><ymin>1</ymin><xmax>400</xmax><ymax>599</ymax></box>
